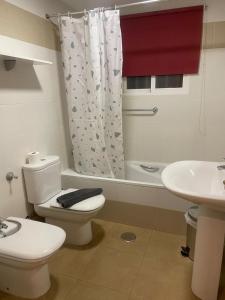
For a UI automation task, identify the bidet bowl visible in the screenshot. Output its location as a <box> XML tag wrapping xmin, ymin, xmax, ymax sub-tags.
<box><xmin>0</xmin><ymin>217</ymin><xmax>65</xmax><ymax>299</ymax></box>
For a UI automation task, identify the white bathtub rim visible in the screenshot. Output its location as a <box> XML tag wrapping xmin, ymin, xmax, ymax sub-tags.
<box><xmin>61</xmin><ymin>169</ymin><xmax>192</xmax><ymax>212</ymax></box>
<box><xmin>61</xmin><ymin>169</ymin><xmax>165</xmax><ymax>189</ymax></box>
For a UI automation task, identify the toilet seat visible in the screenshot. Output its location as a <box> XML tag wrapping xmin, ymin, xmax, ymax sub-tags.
<box><xmin>0</xmin><ymin>217</ymin><xmax>65</xmax><ymax>263</ymax></box>
<box><xmin>39</xmin><ymin>188</ymin><xmax>105</xmax><ymax>212</ymax></box>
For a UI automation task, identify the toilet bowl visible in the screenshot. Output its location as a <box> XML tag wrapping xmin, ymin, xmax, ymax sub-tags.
<box><xmin>0</xmin><ymin>217</ymin><xmax>65</xmax><ymax>299</ymax></box>
<box><xmin>35</xmin><ymin>188</ymin><xmax>105</xmax><ymax>245</ymax></box>
<box><xmin>23</xmin><ymin>156</ymin><xmax>105</xmax><ymax>246</ymax></box>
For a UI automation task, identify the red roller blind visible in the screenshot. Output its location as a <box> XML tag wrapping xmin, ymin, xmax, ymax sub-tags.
<box><xmin>120</xmin><ymin>6</ymin><xmax>204</xmax><ymax>76</ymax></box>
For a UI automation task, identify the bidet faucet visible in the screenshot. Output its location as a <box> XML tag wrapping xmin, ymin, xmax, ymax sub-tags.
<box><xmin>0</xmin><ymin>217</ymin><xmax>8</xmax><ymax>230</ymax></box>
<box><xmin>0</xmin><ymin>223</ymin><xmax>7</xmax><ymax>230</ymax></box>
<box><xmin>0</xmin><ymin>219</ymin><xmax>8</xmax><ymax>237</ymax></box>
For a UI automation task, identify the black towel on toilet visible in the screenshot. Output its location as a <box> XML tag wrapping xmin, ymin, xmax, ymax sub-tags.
<box><xmin>57</xmin><ymin>188</ymin><xmax>103</xmax><ymax>208</ymax></box>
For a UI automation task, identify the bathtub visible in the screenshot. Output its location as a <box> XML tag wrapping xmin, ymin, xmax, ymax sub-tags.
<box><xmin>125</xmin><ymin>161</ymin><xmax>166</xmax><ymax>185</ymax></box>
<box><xmin>61</xmin><ymin>160</ymin><xmax>190</xmax><ymax>212</ymax></box>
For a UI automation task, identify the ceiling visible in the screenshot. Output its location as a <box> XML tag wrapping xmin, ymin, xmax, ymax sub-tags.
<box><xmin>60</xmin><ymin>0</ymin><xmax>205</xmax><ymax>15</ymax></box>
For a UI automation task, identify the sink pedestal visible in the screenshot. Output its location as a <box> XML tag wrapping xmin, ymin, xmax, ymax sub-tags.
<box><xmin>192</xmin><ymin>206</ymin><xmax>225</xmax><ymax>300</ymax></box>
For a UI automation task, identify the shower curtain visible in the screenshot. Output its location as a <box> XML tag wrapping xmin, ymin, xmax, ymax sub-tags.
<box><xmin>59</xmin><ymin>9</ymin><xmax>124</xmax><ymax>178</ymax></box>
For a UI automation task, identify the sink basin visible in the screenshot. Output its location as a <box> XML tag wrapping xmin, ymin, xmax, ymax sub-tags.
<box><xmin>161</xmin><ymin>160</ymin><xmax>225</xmax><ymax>210</ymax></box>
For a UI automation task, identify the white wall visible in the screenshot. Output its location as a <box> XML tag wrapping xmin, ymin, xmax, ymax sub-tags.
<box><xmin>61</xmin><ymin>0</ymin><xmax>224</xmax><ymax>22</ymax></box>
<box><xmin>5</xmin><ymin>0</ymin><xmax>72</xmax><ymax>18</ymax></box>
<box><xmin>0</xmin><ymin>0</ymin><xmax>70</xmax><ymax>218</ymax></box>
<box><xmin>123</xmin><ymin>2</ymin><xmax>225</xmax><ymax>164</ymax></box>
<box><xmin>206</xmin><ymin>0</ymin><xmax>225</xmax><ymax>22</ymax></box>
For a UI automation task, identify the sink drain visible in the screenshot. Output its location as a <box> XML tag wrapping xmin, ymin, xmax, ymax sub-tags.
<box><xmin>120</xmin><ymin>232</ymin><xmax>136</xmax><ymax>243</ymax></box>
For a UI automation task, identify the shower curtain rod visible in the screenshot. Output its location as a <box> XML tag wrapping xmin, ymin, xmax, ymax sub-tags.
<box><xmin>46</xmin><ymin>0</ymin><xmax>166</xmax><ymax>19</ymax></box>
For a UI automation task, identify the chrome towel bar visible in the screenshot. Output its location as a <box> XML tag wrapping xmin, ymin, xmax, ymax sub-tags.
<box><xmin>123</xmin><ymin>106</ymin><xmax>158</xmax><ymax>115</ymax></box>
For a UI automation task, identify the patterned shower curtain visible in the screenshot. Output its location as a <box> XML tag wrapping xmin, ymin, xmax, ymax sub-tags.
<box><xmin>59</xmin><ymin>9</ymin><xmax>124</xmax><ymax>178</ymax></box>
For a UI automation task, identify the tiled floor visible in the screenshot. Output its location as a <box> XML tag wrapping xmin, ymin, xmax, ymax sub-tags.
<box><xmin>0</xmin><ymin>219</ymin><xmax>224</xmax><ymax>300</ymax></box>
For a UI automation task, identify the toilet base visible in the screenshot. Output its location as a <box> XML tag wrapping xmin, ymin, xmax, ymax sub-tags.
<box><xmin>46</xmin><ymin>217</ymin><xmax>93</xmax><ymax>246</ymax></box>
<box><xmin>0</xmin><ymin>262</ymin><xmax>50</xmax><ymax>299</ymax></box>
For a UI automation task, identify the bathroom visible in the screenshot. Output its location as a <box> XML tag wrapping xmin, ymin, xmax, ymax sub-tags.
<box><xmin>0</xmin><ymin>0</ymin><xmax>225</xmax><ymax>299</ymax></box>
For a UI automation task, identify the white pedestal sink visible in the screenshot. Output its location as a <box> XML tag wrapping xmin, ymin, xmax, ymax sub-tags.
<box><xmin>162</xmin><ymin>161</ymin><xmax>225</xmax><ymax>300</ymax></box>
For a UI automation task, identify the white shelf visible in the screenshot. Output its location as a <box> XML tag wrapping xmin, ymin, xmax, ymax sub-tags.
<box><xmin>0</xmin><ymin>51</ymin><xmax>53</xmax><ymax>65</ymax></box>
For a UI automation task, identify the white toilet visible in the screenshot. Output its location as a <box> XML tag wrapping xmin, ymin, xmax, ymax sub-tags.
<box><xmin>0</xmin><ymin>217</ymin><xmax>65</xmax><ymax>299</ymax></box>
<box><xmin>23</xmin><ymin>156</ymin><xmax>105</xmax><ymax>246</ymax></box>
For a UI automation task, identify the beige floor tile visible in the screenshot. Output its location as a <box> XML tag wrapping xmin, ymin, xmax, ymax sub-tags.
<box><xmin>131</xmin><ymin>257</ymin><xmax>197</xmax><ymax>300</ymax></box>
<box><xmin>92</xmin><ymin>219</ymin><xmax>115</xmax><ymax>245</ymax></box>
<box><xmin>93</xmin><ymin>218</ymin><xmax>114</xmax><ymax>231</ymax></box>
<box><xmin>49</xmin><ymin>219</ymin><xmax>111</xmax><ymax>279</ymax></box>
<box><xmin>145</xmin><ymin>230</ymin><xmax>186</xmax><ymax>263</ymax></box>
<box><xmin>79</xmin><ymin>246</ymin><xmax>143</xmax><ymax>294</ymax></box>
<box><xmin>39</xmin><ymin>274</ymin><xmax>76</xmax><ymax>300</ymax></box>
<box><xmin>66</xmin><ymin>280</ymin><xmax>129</xmax><ymax>300</ymax></box>
<box><xmin>49</xmin><ymin>243</ymin><xmax>98</xmax><ymax>279</ymax></box>
<box><xmin>0</xmin><ymin>291</ymin><xmax>8</xmax><ymax>300</ymax></box>
<box><xmin>0</xmin><ymin>274</ymin><xmax>76</xmax><ymax>300</ymax></box>
<box><xmin>130</xmin><ymin>230</ymin><xmax>198</xmax><ymax>300</ymax></box>
<box><xmin>128</xmin><ymin>295</ymin><xmax>144</xmax><ymax>300</ymax></box>
<box><xmin>101</xmin><ymin>222</ymin><xmax>152</xmax><ymax>256</ymax></box>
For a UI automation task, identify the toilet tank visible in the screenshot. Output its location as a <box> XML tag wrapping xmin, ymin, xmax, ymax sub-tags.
<box><xmin>23</xmin><ymin>156</ymin><xmax>61</xmax><ymax>204</ymax></box>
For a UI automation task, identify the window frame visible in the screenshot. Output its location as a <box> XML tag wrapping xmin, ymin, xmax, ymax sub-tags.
<box><xmin>123</xmin><ymin>75</ymin><xmax>189</xmax><ymax>96</ymax></box>
<box><xmin>123</xmin><ymin>77</ymin><xmax>151</xmax><ymax>95</ymax></box>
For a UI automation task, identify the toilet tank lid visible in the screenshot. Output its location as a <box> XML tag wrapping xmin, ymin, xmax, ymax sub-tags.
<box><xmin>23</xmin><ymin>156</ymin><xmax>60</xmax><ymax>171</ymax></box>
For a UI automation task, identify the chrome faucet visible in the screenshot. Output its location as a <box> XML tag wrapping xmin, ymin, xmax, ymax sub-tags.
<box><xmin>217</xmin><ymin>165</ymin><xmax>225</xmax><ymax>170</ymax></box>
<box><xmin>0</xmin><ymin>218</ymin><xmax>21</xmax><ymax>238</ymax></box>
<box><xmin>217</xmin><ymin>159</ymin><xmax>225</xmax><ymax>170</ymax></box>
<box><xmin>0</xmin><ymin>217</ymin><xmax>8</xmax><ymax>230</ymax></box>
<box><xmin>0</xmin><ymin>219</ymin><xmax>7</xmax><ymax>238</ymax></box>
<box><xmin>0</xmin><ymin>223</ymin><xmax>7</xmax><ymax>230</ymax></box>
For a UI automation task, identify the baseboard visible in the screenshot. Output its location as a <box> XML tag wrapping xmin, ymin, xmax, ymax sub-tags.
<box><xmin>97</xmin><ymin>200</ymin><xmax>187</xmax><ymax>235</ymax></box>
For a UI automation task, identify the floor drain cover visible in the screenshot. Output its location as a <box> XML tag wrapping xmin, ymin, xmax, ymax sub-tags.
<box><xmin>120</xmin><ymin>232</ymin><xmax>136</xmax><ymax>243</ymax></box>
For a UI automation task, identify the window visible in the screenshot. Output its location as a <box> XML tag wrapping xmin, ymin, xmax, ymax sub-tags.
<box><xmin>155</xmin><ymin>75</ymin><xmax>183</xmax><ymax>89</ymax></box>
<box><xmin>123</xmin><ymin>74</ymin><xmax>189</xmax><ymax>95</ymax></box>
<box><xmin>127</xmin><ymin>76</ymin><xmax>151</xmax><ymax>89</ymax></box>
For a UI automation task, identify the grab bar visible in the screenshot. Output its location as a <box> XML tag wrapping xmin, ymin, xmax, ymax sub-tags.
<box><xmin>123</xmin><ymin>106</ymin><xmax>158</xmax><ymax>115</ymax></box>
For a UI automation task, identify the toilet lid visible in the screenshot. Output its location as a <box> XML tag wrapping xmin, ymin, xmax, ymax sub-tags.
<box><xmin>0</xmin><ymin>217</ymin><xmax>65</xmax><ymax>262</ymax></box>
<box><xmin>42</xmin><ymin>188</ymin><xmax>105</xmax><ymax>212</ymax></box>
